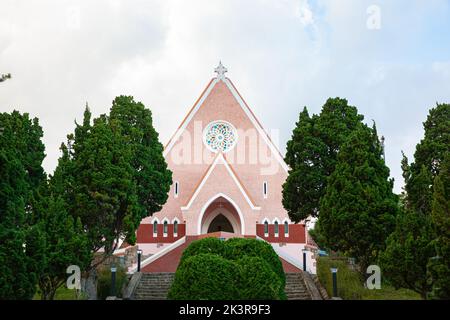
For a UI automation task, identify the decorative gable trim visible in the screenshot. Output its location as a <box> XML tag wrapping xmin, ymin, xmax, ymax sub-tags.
<box><xmin>181</xmin><ymin>153</ymin><xmax>261</xmax><ymax>211</ymax></box>
<box><xmin>164</xmin><ymin>78</ymin><xmax>218</xmax><ymax>157</ymax></box>
<box><xmin>162</xmin><ymin>74</ymin><xmax>289</xmax><ymax>173</ymax></box>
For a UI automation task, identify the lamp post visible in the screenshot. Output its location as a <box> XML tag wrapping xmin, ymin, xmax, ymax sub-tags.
<box><xmin>330</xmin><ymin>268</ymin><xmax>338</xmax><ymax>297</ymax></box>
<box><xmin>110</xmin><ymin>265</ymin><xmax>117</xmax><ymax>297</ymax></box>
<box><xmin>137</xmin><ymin>249</ymin><xmax>142</xmax><ymax>272</ymax></box>
<box><xmin>302</xmin><ymin>248</ymin><xmax>307</xmax><ymax>272</ymax></box>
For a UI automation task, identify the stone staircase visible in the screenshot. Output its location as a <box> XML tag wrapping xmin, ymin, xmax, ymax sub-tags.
<box><xmin>133</xmin><ymin>272</ymin><xmax>175</xmax><ymax>300</ymax></box>
<box><xmin>285</xmin><ymin>272</ymin><xmax>312</xmax><ymax>300</ymax></box>
<box><xmin>131</xmin><ymin>272</ymin><xmax>315</xmax><ymax>300</ymax></box>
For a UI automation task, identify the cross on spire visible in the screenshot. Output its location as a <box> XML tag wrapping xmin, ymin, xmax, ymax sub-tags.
<box><xmin>214</xmin><ymin>61</ymin><xmax>227</xmax><ymax>80</ymax></box>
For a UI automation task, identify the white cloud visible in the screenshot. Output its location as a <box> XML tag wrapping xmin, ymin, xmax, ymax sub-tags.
<box><xmin>1</xmin><ymin>0</ymin><xmax>449</xmax><ymax>194</ymax></box>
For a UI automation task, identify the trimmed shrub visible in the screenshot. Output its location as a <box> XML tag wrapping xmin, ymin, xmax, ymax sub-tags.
<box><xmin>236</xmin><ymin>256</ymin><xmax>282</xmax><ymax>300</ymax></box>
<box><xmin>225</xmin><ymin>238</ymin><xmax>286</xmax><ymax>287</ymax></box>
<box><xmin>168</xmin><ymin>253</ymin><xmax>240</xmax><ymax>300</ymax></box>
<box><xmin>179</xmin><ymin>237</ymin><xmax>227</xmax><ymax>267</ymax></box>
<box><xmin>169</xmin><ymin>237</ymin><xmax>286</xmax><ymax>300</ymax></box>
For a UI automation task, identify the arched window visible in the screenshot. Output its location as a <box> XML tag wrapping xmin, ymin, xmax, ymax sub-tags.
<box><xmin>284</xmin><ymin>221</ymin><xmax>289</xmax><ymax>236</ymax></box>
<box><xmin>153</xmin><ymin>221</ymin><xmax>158</xmax><ymax>236</ymax></box>
<box><xmin>264</xmin><ymin>221</ymin><xmax>269</xmax><ymax>236</ymax></box>
<box><xmin>274</xmin><ymin>221</ymin><xmax>279</xmax><ymax>237</ymax></box>
<box><xmin>163</xmin><ymin>221</ymin><xmax>168</xmax><ymax>237</ymax></box>
<box><xmin>174</xmin><ymin>221</ymin><xmax>178</xmax><ymax>236</ymax></box>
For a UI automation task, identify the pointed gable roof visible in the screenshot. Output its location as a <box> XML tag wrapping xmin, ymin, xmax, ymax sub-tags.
<box><xmin>163</xmin><ymin>67</ymin><xmax>289</xmax><ymax>172</ymax></box>
<box><xmin>181</xmin><ymin>152</ymin><xmax>261</xmax><ymax>211</ymax></box>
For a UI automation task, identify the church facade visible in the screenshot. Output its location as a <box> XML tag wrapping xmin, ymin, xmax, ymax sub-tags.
<box><xmin>133</xmin><ymin>63</ymin><xmax>317</xmax><ymax>273</ymax></box>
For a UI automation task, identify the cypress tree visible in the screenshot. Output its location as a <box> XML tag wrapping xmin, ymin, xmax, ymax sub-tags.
<box><xmin>319</xmin><ymin>124</ymin><xmax>399</xmax><ymax>274</ymax></box>
<box><xmin>283</xmin><ymin>98</ymin><xmax>364</xmax><ymax>222</ymax></box>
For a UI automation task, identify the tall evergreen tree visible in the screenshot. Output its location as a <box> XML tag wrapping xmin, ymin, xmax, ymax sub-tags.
<box><xmin>319</xmin><ymin>124</ymin><xmax>399</xmax><ymax>274</ymax></box>
<box><xmin>282</xmin><ymin>108</ymin><xmax>326</xmax><ymax>222</ymax></box>
<box><xmin>36</xmin><ymin>194</ymin><xmax>91</xmax><ymax>300</ymax></box>
<box><xmin>381</xmin><ymin>103</ymin><xmax>449</xmax><ymax>299</ymax></box>
<box><xmin>70</xmin><ymin>112</ymin><xmax>138</xmax><ymax>254</ymax></box>
<box><xmin>55</xmin><ymin>98</ymin><xmax>171</xmax><ymax>257</ymax></box>
<box><xmin>427</xmin><ymin>155</ymin><xmax>450</xmax><ymax>299</ymax></box>
<box><xmin>109</xmin><ymin>96</ymin><xmax>172</xmax><ymax>243</ymax></box>
<box><xmin>282</xmin><ymin>98</ymin><xmax>364</xmax><ymax>222</ymax></box>
<box><xmin>0</xmin><ymin>111</ymin><xmax>46</xmax><ymax>299</ymax></box>
<box><xmin>406</xmin><ymin>103</ymin><xmax>449</xmax><ymax>213</ymax></box>
<box><xmin>379</xmin><ymin>207</ymin><xmax>435</xmax><ymax>299</ymax></box>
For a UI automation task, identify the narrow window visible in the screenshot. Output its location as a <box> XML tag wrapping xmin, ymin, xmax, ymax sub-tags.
<box><xmin>163</xmin><ymin>221</ymin><xmax>168</xmax><ymax>237</ymax></box>
<box><xmin>263</xmin><ymin>181</ymin><xmax>268</xmax><ymax>199</ymax></box>
<box><xmin>284</xmin><ymin>221</ymin><xmax>289</xmax><ymax>236</ymax></box>
<box><xmin>174</xmin><ymin>221</ymin><xmax>178</xmax><ymax>236</ymax></box>
<box><xmin>174</xmin><ymin>181</ymin><xmax>179</xmax><ymax>198</ymax></box>
<box><xmin>274</xmin><ymin>221</ymin><xmax>279</xmax><ymax>237</ymax></box>
<box><xmin>264</xmin><ymin>221</ymin><xmax>269</xmax><ymax>236</ymax></box>
<box><xmin>153</xmin><ymin>221</ymin><xmax>158</xmax><ymax>236</ymax></box>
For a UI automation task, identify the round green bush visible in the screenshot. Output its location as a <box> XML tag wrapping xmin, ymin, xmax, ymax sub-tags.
<box><xmin>167</xmin><ymin>253</ymin><xmax>240</xmax><ymax>300</ymax></box>
<box><xmin>179</xmin><ymin>237</ymin><xmax>227</xmax><ymax>267</ymax></box>
<box><xmin>224</xmin><ymin>238</ymin><xmax>286</xmax><ymax>287</ymax></box>
<box><xmin>169</xmin><ymin>237</ymin><xmax>287</xmax><ymax>300</ymax></box>
<box><xmin>236</xmin><ymin>256</ymin><xmax>283</xmax><ymax>300</ymax></box>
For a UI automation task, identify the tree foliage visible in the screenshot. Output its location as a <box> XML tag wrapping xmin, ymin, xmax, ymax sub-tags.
<box><xmin>427</xmin><ymin>155</ymin><xmax>450</xmax><ymax>299</ymax></box>
<box><xmin>55</xmin><ymin>97</ymin><xmax>172</xmax><ymax>256</ymax></box>
<box><xmin>36</xmin><ymin>194</ymin><xmax>92</xmax><ymax>300</ymax></box>
<box><xmin>282</xmin><ymin>98</ymin><xmax>365</xmax><ymax>222</ymax></box>
<box><xmin>169</xmin><ymin>237</ymin><xmax>285</xmax><ymax>300</ymax></box>
<box><xmin>379</xmin><ymin>208</ymin><xmax>435</xmax><ymax>299</ymax></box>
<box><xmin>319</xmin><ymin>124</ymin><xmax>399</xmax><ymax>273</ymax></box>
<box><xmin>0</xmin><ymin>111</ymin><xmax>46</xmax><ymax>299</ymax></box>
<box><xmin>381</xmin><ymin>103</ymin><xmax>449</xmax><ymax>299</ymax></box>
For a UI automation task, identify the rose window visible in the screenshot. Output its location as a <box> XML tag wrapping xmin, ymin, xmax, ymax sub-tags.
<box><xmin>203</xmin><ymin>121</ymin><xmax>238</xmax><ymax>153</ymax></box>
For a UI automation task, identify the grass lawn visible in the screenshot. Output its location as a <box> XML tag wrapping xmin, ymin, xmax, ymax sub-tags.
<box><xmin>317</xmin><ymin>256</ymin><xmax>421</xmax><ymax>300</ymax></box>
<box><xmin>33</xmin><ymin>286</ymin><xmax>87</xmax><ymax>300</ymax></box>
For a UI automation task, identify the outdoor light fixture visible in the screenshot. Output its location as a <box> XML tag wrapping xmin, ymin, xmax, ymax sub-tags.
<box><xmin>302</xmin><ymin>248</ymin><xmax>308</xmax><ymax>272</ymax></box>
<box><xmin>137</xmin><ymin>249</ymin><xmax>143</xmax><ymax>272</ymax></box>
<box><xmin>110</xmin><ymin>265</ymin><xmax>117</xmax><ymax>297</ymax></box>
<box><xmin>330</xmin><ymin>268</ymin><xmax>338</xmax><ymax>297</ymax></box>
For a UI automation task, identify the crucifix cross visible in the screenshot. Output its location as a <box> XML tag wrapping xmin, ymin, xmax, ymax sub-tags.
<box><xmin>214</xmin><ymin>61</ymin><xmax>227</xmax><ymax>80</ymax></box>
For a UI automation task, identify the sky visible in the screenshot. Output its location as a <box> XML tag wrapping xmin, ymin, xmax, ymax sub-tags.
<box><xmin>1</xmin><ymin>0</ymin><xmax>449</xmax><ymax>193</ymax></box>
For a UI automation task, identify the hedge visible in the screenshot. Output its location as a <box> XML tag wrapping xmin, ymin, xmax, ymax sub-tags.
<box><xmin>236</xmin><ymin>256</ymin><xmax>282</xmax><ymax>300</ymax></box>
<box><xmin>168</xmin><ymin>237</ymin><xmax>286</xmax><ymax>300</ymax></box>
<box><xmin>167</xmin><ymin>253</ymin><xmax>240</xmax><ymax>300</ymax></box>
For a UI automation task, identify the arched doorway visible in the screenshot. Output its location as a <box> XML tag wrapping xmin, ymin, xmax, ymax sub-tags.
<box><xmin>198</xmin><ymin>194</ymin><xmax>244</xmax><ymax>235</ymax></box>
<box><xmin>207</xmin><ymin>214</ymin><xmax>234</xmax><ymax>233</ymax></box>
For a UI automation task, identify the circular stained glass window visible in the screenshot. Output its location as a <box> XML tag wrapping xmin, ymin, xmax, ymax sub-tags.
<box><xmin>203</xmin><ymin>121</ymin><xmax>238</xmax><ymax>153</ymax></box>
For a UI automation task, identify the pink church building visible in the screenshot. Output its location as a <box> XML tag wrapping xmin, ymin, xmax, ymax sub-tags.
<box><xmin>131</xmin><ymin>63</ymin><xmax>317</xmax><ymax>274</ymax></box>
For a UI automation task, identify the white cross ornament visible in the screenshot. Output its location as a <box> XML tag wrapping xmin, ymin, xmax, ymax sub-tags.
<box><xmin>214</xmin><ymin>61</ymin><xmax>227</xmax><ymax>80</ymax></box>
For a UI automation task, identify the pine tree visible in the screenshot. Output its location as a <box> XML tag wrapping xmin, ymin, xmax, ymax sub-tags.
<box><xmin>406</xmin><ymin>103</ymin><xmax>450</xmax><ymax>213</ymax></box>
<box><xmin>0</xmin><ymin>111</ymin><xmax>46</xmax><ymax>299</ymax></box>
<box><xmin>282</xmin><ymin>98</ymin><xmax>364</xmax><ymax>222</ymax></box>
<box><xmin>379</xmin><ymin>207</ymin><xmax>435</xmax><ymax>299</ymax></box>
<box><xmin>282</xmin><ymin>107</ymin><xmax>326</xmax><ymax>222</ymax></box>
<box><xmin>319</xmin><ymin>124</ymin><xmax>399</xmax><ymax>274</ymax></box>
<box><xmin>381</xmin><ymin>103</ymin><xmax>449</xmax><ymax>299</ymax></box>
<box><xmin>35</xmin><ymin>178</ymin><xmax>92</xmax><ymax>300</ymax></box>
<box><xmin>427</xmin><ymin>155</ymin><xmax>450</xmax><ymax>299</ymax></box>
<box><xmin>70</xmin><ymin>113</ymin><xmax>138</xmax><ymax>254</ymax></box>
<box><xmin>109</xmin><ymin>96</ymin><xmax>172</xmax><ymax>242</ymax></box>
<box><xmin>54</xmin><ymin>98</ymin><xmax>171</xmax><ymax>257</ymax></box>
